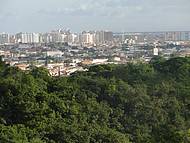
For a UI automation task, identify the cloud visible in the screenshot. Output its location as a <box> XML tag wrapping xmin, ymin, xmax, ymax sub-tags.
<box><xmin>37</xmin><ymin>0</ymin><xmax>145</xmax><ymax>18</ymax></box>
<box><xmin>0</xmin><ymin>0</ymin><xmax>190</xmax><ymax>32</ymax></box>
<box><xmin>38</xmin><ymin>7</ymin><xmax>94</xmax><ymax>17</ymax></box>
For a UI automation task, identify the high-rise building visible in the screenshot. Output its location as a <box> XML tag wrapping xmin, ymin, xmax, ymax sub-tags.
<box><xmin>95</xmin><ymin>31</ymin><xmax>113</xmax><ymax>44</ymax></box>
<box><xmin>42</xmin><ymin>33</ymin><xmax>53</xmax><ymax>43</ymax></box>
<box><xmin>0</xmin><ymin>33</ymin><xmax>10</xmax><ymax>44</ymax></box>
<box><xmin>9</xmin><ymin>35</ymin><xmax>16</xmax><ymax>44</ymax></box>
<box><xmin>165</xmin><ymin>31</ymin><xmax>190</xmax><ymax>41</ymax></box>
<box><xmin>68</xmin><ymin>33</ymin><xmax>78</xmax><ymax>44</ymax></box>
<box><xmin>104</xmin><ymin>31</ymin><xmax>113</xmax><ymax>42</ymax></box>
<box><xmin>33</xmin><ymin>33</ymin><xmax>40</xmax><ymax>43</ymax></box>
<box><xmin>95</xmin><ymin>31</ymin><xmax>104</xmax><ymax>44</ymax></box>
<box><xmin>181</xmin><ymin>32</ymin><xmax>190</xmax><ymax>41</ymax></box>
<box><xmin>48</xmin><ymin>30</ymin><xmax>72</xmax><ymax>43</ymax></box>
<box><xmin>16</xmin><ymin>33</ymin><xmax>40</xmax><ymax>43</ymax></box>
<box><xmin>81</xmin><ymin>31</ymin><xmax>95</xmax><ymax>45</ymax></box>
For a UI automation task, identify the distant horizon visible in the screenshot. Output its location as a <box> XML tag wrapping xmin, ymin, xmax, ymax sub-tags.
<box><xmin>1</xmin><ymin>29</ymin><xmax>190</xmax><ymax>35</ymax></box>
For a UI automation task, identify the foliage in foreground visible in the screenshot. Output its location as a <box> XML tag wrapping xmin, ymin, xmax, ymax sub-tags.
<box><xmin>0</xmin><ymin>56</ymin><xmax>190</xmax><ymax>143</ymax></box>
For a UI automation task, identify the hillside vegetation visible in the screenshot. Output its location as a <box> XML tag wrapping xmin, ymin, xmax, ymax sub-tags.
<box><xmin>0</xmin><ymin>57</ymin><xmax>190</xmax><ymax>143</ymax></box>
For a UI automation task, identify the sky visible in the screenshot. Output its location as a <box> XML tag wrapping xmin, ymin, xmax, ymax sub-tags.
<box><xmin>0</xmin><ymin>0</ymin><xmax>190</xmax><ymax>33</ymax></box>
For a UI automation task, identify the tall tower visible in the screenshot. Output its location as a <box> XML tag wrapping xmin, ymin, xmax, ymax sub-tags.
<box><xmin>153</xmin><ymin>44</ymin><xmax>159</xmax><ymax>56</ymax></box>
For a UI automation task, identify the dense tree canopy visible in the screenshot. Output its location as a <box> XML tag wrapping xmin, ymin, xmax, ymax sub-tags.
<box><xmin>0</xmin><ymin>57</ymin><xmax>190</xmax><ymax>143</ymax></box>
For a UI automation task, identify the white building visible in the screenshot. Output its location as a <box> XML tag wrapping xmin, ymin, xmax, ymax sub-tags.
<box><xmin>46</xmin><ymin>50</ymin><xmax>63</xmax><ymax>57</ymax></box>
<box><xmin>92</xmin><ymin>59</ymin><xmax>108</xmax><ymax>64</ymax></box>
<box><xmin>16</xmin><ymin>33</ymin><xmax>40</xmax><ymax>43</ymax></box>
<box><xmin>153</xmin><ymin>47</ymin><xmax>159</xmax><ymax>56</ymax></box>
<box><xmin>33</xmin><ymin>33</ymin><xmax>40</xmax><ymax>43</ymax></box>
<box><xmin>68</xmin><ymin>33</ymin><xmax>78</xmax><ymax>44</ymax></box>
<box><xmin>82</xmin><ymin>32</ymin><xmax>95</xmax><ymax>45</ymax></box>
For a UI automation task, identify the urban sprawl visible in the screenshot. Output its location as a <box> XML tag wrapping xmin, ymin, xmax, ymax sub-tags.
<box><xmin>0</xmin><ymin>29</ymin><xmax>190</xmax><ymax>76</ymax></box>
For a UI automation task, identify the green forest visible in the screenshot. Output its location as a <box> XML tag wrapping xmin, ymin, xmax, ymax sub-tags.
<box><xmin>0</xmin><ymin>56</ymin><xmax>190</xmax><ymax>143</ymax></box>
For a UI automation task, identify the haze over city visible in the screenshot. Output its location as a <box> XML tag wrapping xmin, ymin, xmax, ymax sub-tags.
<box><xmin>1</xmin><ymin>0</ymin><xmax>190</xmax><ymax>33</ymax></box>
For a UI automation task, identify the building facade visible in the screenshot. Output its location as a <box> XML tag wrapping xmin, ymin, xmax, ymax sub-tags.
<box><xmin>0</xmin><ymin>33</ymin><xmax>10</xmax><ymax>44</ymax></box>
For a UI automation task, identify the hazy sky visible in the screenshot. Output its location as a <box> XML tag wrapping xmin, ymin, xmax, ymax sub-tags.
<box><xmin>0</xmin><ymin>0</ymin><xmax>190</xmax><ymax>33</ymax></box>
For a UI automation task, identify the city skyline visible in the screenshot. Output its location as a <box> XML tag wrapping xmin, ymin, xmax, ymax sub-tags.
<box><xmin>1</xmin><ymin>0</ymin><xmax>190</xmax><ymax>33</ymax></box>
<box><xmin>1</xmin><ymin>30</ymin><xmax>190</xmax><ymax>45</ymax></box>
